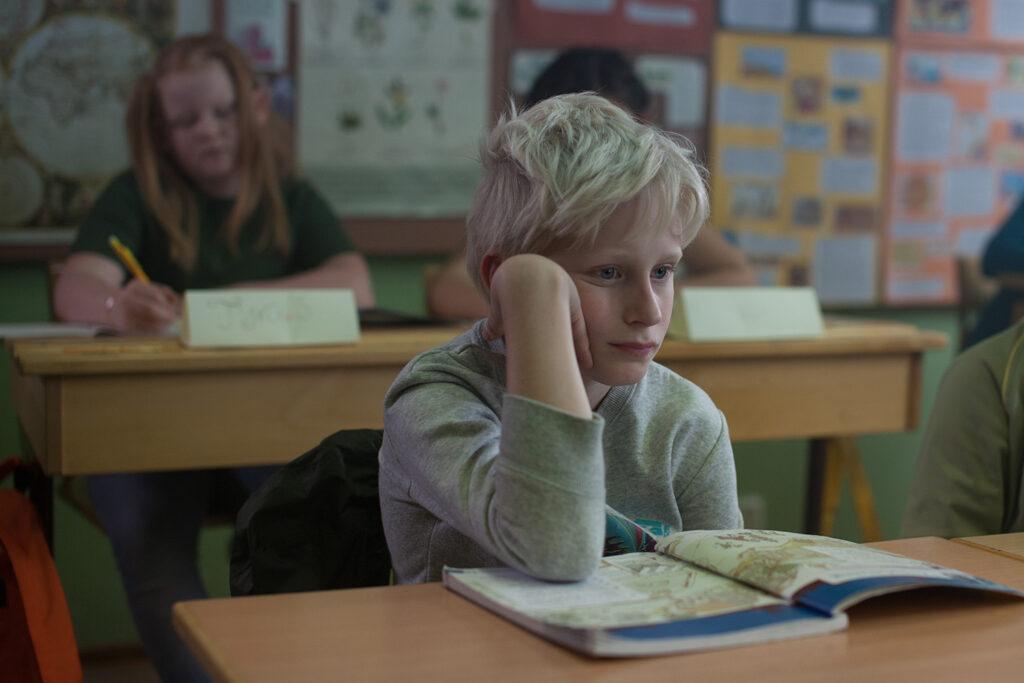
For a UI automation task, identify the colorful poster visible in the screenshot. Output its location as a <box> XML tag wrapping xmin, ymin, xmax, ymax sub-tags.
<box><xmin>710</xmin><ymin>32</ymin><xmax>891</xmax><ymax>305</ymax></box>
<box><xmin>885</xmin><ymin>48</ymin><xmax>1024</xmax><ymax>304</ymax></box>
<box><xmin>899</xmin><ymin>0</ymin><xmax>1024</xmax><ymax>47</ymax></box>
<box><xmin>721</xmin><ymin>0</ymin><xmax>893</xmax><ymax>37</ymax></box>
<box><xmin>515</xmin><ymin>0</ymin><xmax>715</xmax><ymax>54</ymax></box>
<box><xmin>298</xmin><ymin>0</ymin><xmax>494</xmax><ymax>217</ymax></box>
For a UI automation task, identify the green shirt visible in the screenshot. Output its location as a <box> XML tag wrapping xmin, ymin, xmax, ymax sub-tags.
<box><xmin>71</xmin><ymin>171</ymin><xmax>353</xmax><ymax>292</ymax></box>
<box><xmin>902</xmin><ymin>320</ymin><xmax>1024</xmax><ymax>537</ymax></box>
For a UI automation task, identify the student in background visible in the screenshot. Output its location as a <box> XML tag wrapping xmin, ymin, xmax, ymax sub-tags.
<box><xmin>426</xmin><ymin>47</ymin><xmax>756</xmax><ymax>320</ymax></box>
<box><xmin>379</xmin><ymin>94</ymin><xmax>743</xmax><ymax>584</ymax></box>
<box><xmin>966</xmin><ymin>200</ymin><xmax>1024</xmax><ymax>347</ymax></box>
<box><xmin>902</xmin><ymin>318</ymin><xmax>1024</xmax><ymax>538</ymax></box>
<box><xmin>53</xmin><ymin>35</ymin><xmax>373</xmax><ymax>682</ymax></box>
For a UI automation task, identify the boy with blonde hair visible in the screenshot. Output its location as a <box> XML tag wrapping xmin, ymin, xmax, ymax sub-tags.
<box><xmin>379</xmin><ymin>94</ymin><xmax>742</xmax><ymax>584</ymax></box>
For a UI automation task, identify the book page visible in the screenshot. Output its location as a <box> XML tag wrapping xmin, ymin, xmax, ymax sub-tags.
<box><xmin>657</xmin><ymin>530</ymin><xmax>971</xmax><ymax>600</ymax></box>
<box><xmin>446</xmin><ymin>553</ymin><xmax>784</xmax><ymax>630</ymax></box>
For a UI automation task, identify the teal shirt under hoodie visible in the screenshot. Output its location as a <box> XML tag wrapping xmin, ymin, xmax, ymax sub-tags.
<box><xmin>378</xmin><ymin>321</ymin><xmax>744</xmax><ymax>584</ymax></box>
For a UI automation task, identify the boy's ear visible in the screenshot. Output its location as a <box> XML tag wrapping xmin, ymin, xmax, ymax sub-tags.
<box><xmin>480</xmin><ymin>253</ymin><xmax>503</xmax><ymax>291</ymax></box>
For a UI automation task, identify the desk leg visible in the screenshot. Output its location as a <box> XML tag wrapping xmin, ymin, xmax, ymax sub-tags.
<box><xmin>805</xmin><ymin>438</ymin><xmax>828</xmax><ymax>534</ymax></box>
<box><xmin>805</xmin><ymin>437</ymin><xmax>882</xmax><ymax>542</ymax></box>
<box><xmin>14</xmin><ymin>423</ymin><xmax>55</xmax><ymax>552</ymax></box>
<box><xmin>841</xmin><ymin>439</ymin><xmax>882</xmax><ymax>542</ymax></box>
<box><xmin>14</xmin><ymin>460</ymin><xmax>54</xmax><ymax>552</ymax></box>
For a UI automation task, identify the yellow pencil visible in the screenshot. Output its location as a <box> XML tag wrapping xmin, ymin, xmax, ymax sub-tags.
<box><xmin>108</xmin><ymin>235</ymin><xmax>150</xmax><ymax>283</ymax></box>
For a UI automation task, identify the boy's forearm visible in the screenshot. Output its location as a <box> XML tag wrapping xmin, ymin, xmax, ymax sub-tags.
<box><xmin>496</xmin><ymin>257</ymin><xmax>591</xmax><ymax>418</ymax></box>
<box><xmin>383</xmin><ymin>385</ymin><xmax>606</xmax><ymax>582</ymax></box>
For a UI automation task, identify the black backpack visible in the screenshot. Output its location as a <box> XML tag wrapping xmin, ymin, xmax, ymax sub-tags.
<box><xmin>230</xmin><ymin>429</ymin><xmax>391</xmax><ymax>595</ymax></box>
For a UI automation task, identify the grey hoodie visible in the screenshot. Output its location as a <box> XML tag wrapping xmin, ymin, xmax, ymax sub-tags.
<box><xmin>378</xmin><ymin>322</ymin><xmax>743</xmax><ymax>583</ymax></box>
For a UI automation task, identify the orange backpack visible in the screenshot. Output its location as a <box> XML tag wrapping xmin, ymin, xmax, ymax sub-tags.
<box><xmin>0</xmin><ymin>459</ymin><xmax>82</xmax><ymax>683</ymax></box>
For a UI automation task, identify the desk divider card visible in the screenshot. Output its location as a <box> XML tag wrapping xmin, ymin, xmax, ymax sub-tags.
<box><xmin>668</xmin><ymin>287</ymin><xmax>824</xmax><ymax>342</ymax></box>
<box><xmin>443</xmin><ymin>529</ymin><xmax>1023</xmax><ymax>658</ymax></box>
<box><xmin>181</xmin><ymin>289</ymin><xmax>360</xmax><ymax>348</ymax></box>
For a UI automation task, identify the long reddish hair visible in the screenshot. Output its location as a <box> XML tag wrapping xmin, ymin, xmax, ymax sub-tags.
<box><xmin>126</xmin><ymin>34</ymin><xmax>290</xmax><ymax>270</ymax></box>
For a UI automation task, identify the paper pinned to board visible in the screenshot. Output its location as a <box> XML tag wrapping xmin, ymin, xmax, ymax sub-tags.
<box><xmin>668</xmin><ymin>287</ymin><xmax>824</xmax><ymax>342</ymax></box>
<box><xmin>181</xmin><ymin>289</ymin><xmax>360</xmax><ymax>348</ymax></box>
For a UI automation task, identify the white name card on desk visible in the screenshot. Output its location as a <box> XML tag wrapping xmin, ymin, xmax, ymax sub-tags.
<box><xmin>668</xmin><ymin>287</ymin><xmax>824</xmax><ymax>342</ymax></box>
<box><xmin>182</xmin><ymin>289</ymin><xmax>360</xmax><ymax>348</ymax></box>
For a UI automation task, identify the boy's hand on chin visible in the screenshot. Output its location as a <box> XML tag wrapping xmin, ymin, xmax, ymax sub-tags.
<box><xmin>482</xmin><ymin>254</ymin><xmax>592</xmax><ymax>371</ymax></box>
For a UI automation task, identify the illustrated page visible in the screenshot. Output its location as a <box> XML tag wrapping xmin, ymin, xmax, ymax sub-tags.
<box><xmin>658</xmin><ymin>530</ymin><xmax>968</xmax><ymax>600</ymax></box>
<box><xmin>449</xmin><ymin>552</ymin><xmax>785</xmax><ymax>630</ymax></box>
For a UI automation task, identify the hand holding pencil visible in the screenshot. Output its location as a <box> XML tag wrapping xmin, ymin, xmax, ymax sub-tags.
<box><xmin>105</xmin><ymin>235</ymin><xmax>180</xmax><ymax>332</ymax></box>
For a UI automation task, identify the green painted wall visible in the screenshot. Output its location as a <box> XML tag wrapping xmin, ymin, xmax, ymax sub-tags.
<box><xmin>0</xmin><ymin>262</ymin><xmax>958</xmax><ymax>650</ymax></box>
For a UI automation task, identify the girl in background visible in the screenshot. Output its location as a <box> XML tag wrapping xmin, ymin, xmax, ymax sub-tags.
<box><xmin>55</xmin><ymin>34</ymin><xmax>373</xmax><ymax>682</ymax></box>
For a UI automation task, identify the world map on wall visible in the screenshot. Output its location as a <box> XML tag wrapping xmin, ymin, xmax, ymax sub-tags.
<box><xmin>9</xmin><ymin>15</ymin><xmax>152</xmax><ymax>177</ymax></box>
<box><xmin>0</xmin><ymin>2</ymin><xmax>174</xmax><ymax>230</ymax></box>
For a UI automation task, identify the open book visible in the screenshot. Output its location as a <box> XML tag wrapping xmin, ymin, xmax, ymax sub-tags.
<box><xmin>443</xmin><ymin>529</ymin><xmax>1023</xmax><ymax>657</ymax></box>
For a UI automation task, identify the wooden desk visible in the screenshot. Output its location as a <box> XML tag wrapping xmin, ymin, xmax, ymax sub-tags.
<box><xmin>8</xmin><ymin>320</ymin><xmax>944</xmax><ymax>475</ymax></box>
<box><xmin>955</xmin><ymin>533</ymin><xmax>1024</xmax><ymax>564</ymax></box>
<box><xmin>172</xmin><ymin>537</ymin><xmax>1024</xmax><ymax>683</ymax></box>
<box><xmin>8</xmin><ymin>321</ymin><xmax>945</xmax><ymax>538</ymax></box>
<box><xmin>8</xmin><ymin>327</ymin><xmax>465</xmax><ymax>475</ymax></box>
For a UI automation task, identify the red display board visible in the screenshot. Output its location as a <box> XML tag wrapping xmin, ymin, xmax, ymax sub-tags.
<box><xmin>514</xmin><ymin>0</ymin><xmax>716</xmax><ymax>54</ymax></box>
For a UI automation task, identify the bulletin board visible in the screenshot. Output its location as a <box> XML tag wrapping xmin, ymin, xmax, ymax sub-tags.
<box><xmin>507</xmin><ymin>0</ymin><xmax>713</xmax><ymax>157</ymax></box>
<box><xmin>885</xmin><ymin>48</ymin><xmax>1024</xmax><ymax>304</ymax></box>
<box><xmin>296</xmin><ymin>0</ymin><xmax>719</xmax><ymax>251</ymax></box>
<box><xmin>0</xmin><ymin>0</ymin><xmax>722</xmax><ymax>260</ymax></box>
<box><xmin>507</xmin><ymin>48</ymin><xmax>709</xmax><ymax>153</ymax></box>
<box><xmin>710</xmin><ymin>32</ymin><xmax>891</xmax><ymax>305</ymax></box>
<box><xmin>295</xmin><ymin>0</ymin><xmax>717</xmax><ymax>223</ymax></box>
<box><xmin>882</xmin><ymin>0</ymin><xmax>1024</xmax><ymax>303</ymax></box>
<box><xmin>720</xmin><ymin>0</ymin><xmax>893</xmax><ymax>37</ymax></box>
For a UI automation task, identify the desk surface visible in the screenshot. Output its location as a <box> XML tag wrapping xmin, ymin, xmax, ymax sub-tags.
<box><xmin>8</xmin><ymin>320</ymin><xmax>946</xmax><ymax>475</ymax></box>
<box><xmin>7</xmin><ymin>326</ymin><xmax>468</xmax><ymax>376</ymax></box>
<box><xmin>955</xmin><ymin>533</ymin><xmax>1024</xmax><ymax>563</ymax></box>
<box><xmin>10</xmin><ymin>318</ymin><xmax>945</xmax><ymax>375</ymax></box>
<box><xmin>173</xmin><ymin>537</ymin><xmax>1024</xmax><ymax>683</ymax></box>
